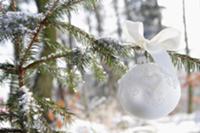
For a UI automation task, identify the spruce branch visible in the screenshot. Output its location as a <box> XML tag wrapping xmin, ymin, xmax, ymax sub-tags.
<box><xmin>53</xmin><ymin>0</ymin><xmax>85</xmax><ymax>13</ymax></box>
<box><xmin>54</xmin><ymin>21</ymin><xmax>128</xmax><ymax>72</ymax></box>
<box><xmin>131</xmin><ymin>46</ymin><xmax>200</xmax><ymax>71</ymax></box>
<box><xmin>169</xmin><ymin>52</ymin><xmax>200</xmax><ymax>66</ymax></box>
<box><xmin>51</xmin><ymin>0</ymin><xmax>96</xmax><ymax>16</ymax></box>
<box><xmin>24</xmin><ymin>53</ymin><xmax>68</xmax><ymax>70</ymax></box>
<box><xmin>24</xmin><ymin>49</ymin><xmax>91</xmax><ymax>71</ymax></box>
<box><xmin>21</xmin><ymin>0</ymin><xmax>95</xmax><ymax>64</ymax></box>
<box><xmin>54</xmin><ymin>21</ymin><xmax>131</xmax><ymax>57</ymax></box>
<box><xmin>21</xmin><ymin>0</ymin><xmax>60</xmax><ymax>64</ymax></box>
<box><xmin>54</xmin><ymin>21</ymin><xmax>96</xmax><ymax>45</ymax></box>
<box><xmin>91</xmin><ymin>58</ymin><xmax>107</xmax><ymax>81</ymax></box>
<box><xmin>0</xmin><ymin>12</ymin><xmax>43</xmax><ymax>42</ymax></box>
<box><xmin>0</xmin><ymin>128</ymin><xmax>23</xmax><ymax>133</ymax></box>
<box><xmin>0</xmin><ymin>112</ymin><xmax>19</xmax><ymax>120</ymax></box>
<box><xmin>0</xmin><ymin>63</ymin><xmax>16</xmax><ymax>74</ymax></box>
<box><xmin>35</xmin><ymin>97</ymin><xmax>73</xmax><ymax>123</ymax></box>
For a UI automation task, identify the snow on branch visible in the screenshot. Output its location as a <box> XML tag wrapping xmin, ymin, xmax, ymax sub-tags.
<box><xmin>0</xmin><ymin>11</ymin><xmax>44</xmax><ymax>41</ymax></box>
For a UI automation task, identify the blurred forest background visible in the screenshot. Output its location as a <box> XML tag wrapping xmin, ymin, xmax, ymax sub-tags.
<box><xmin>1</xmin><ymin>0</ymin><xmax>200</xmax><ymax>132</ymax></box>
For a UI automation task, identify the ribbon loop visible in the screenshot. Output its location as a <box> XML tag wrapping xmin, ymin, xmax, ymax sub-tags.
<box><xmin>124</xmin><ymin>21</ymin><xmax>181</xmax><ymax>53</ymax></box>
<box><xmin>124</xmin><ymin>21</ymin><xmax>145</xmax><ymax>43</ymax></box>
<box><xmin>149</xmin><ymin>28</ymin><xmax>181</xmax><ymax>52</ymax></box>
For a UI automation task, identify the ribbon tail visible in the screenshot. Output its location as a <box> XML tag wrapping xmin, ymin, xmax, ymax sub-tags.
<box><xmin>150</xmin><ymin>50</ymin><xmax>175</xmax><ymax>75</ymax></box>
<box><xmin>150</xmin><ymin>50</ymin><xmax>180</xmax><ymax>90</ymax></box>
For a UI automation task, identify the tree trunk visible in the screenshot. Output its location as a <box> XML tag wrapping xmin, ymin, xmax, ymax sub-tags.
<box><xmin>113</xmin><ymin>0</ymin><xmax>122</xmax><ymax>39</ymax></box>
<box><xmin>182</xmin><ymin>0</ymin><xmax>193</xmax><ymax>113</ymax></box>
<box><xmin>94</xmin><ymin>6</ymin><xmax>103</xmax><ymax>36</ymax></box>
<box><xmin>33</xmin><ymin>0</ymin><xmax>57</xmax><ymax>98</ymax></box>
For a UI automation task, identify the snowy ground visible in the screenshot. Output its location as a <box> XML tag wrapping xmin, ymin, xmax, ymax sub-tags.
<box><xmin>1</xmin><ymin>95</ymin><xmax>200</xmax><ymax>133</ymax></box>
<box><xmin>63</xmin><ymin>98</ymin><xmax>200</xmax><ymax>133</ymax></box>
<box><xmin>68</xmin><ymin>114</ymin><xmax>200</xmax><ymax>133</ymax></box>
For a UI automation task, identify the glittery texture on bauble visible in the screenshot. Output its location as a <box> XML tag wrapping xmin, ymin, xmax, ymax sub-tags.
<box><xmin>118</xmin><ymin>63</ymin><xmax>180</xmax><ymax>119</ymax></box>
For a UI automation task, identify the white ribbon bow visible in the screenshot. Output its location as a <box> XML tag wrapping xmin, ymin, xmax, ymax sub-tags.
<box><xmin>124</xmin><ymin>20</ymin><xmax>181</xmax><ymax>53</ymax></box>
<box><xmin>124</xmin><ymin>20</ymin><xmax>181</xmax><ymax>76</ymax></box>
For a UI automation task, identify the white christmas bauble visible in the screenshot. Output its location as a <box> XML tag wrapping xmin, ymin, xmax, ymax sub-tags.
<box><xmin>118</xmin><ymin>63</ymin><xmax>180</xmax><ymax>119</ymax></box>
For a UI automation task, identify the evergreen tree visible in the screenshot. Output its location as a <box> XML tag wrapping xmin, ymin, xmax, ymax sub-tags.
<box><xmin>0</xmin><ymin>0</ymin><xmax>200</xmax><ymax>132</ymax></box>
<box><xmin>0</xmin><ymin>0</ymin><xmax>129</xmax><ymax>132</ymax></box>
